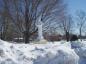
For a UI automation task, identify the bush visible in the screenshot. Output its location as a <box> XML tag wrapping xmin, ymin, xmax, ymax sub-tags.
<box><xmin>70</xmin><ymin>35</ymin><xmax>78</xmax><ymax>41</ymax></box>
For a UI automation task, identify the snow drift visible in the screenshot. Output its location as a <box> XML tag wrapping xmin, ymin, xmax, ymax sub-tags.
<box><xmin>71</xmin><ymin>41</ymin><xmax>86</xmax><ymax>64</ymax></box>
<box><xmin>0</xmin><ymin>40</ymin><xmax>79</xmax><ymax>64</ymax></box>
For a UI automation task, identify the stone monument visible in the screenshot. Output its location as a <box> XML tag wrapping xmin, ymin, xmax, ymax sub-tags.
<box><xmin>36</xmin><ymin>15</ymin><xmax>47</xmax><ymax>43</ymax></box>
<box><xmin>36</xmin><ymin>15</ymin><xmax>44</xmax><ymax>41</ymax></box>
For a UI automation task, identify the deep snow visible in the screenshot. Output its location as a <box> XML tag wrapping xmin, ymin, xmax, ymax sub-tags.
<box><xmin>0</xmin><ymin>40</ymin><xmax>86</xmax><ymax>64</ymax></box>
<box><xmin>71</xmin><ymin>41</ymin><xmax>86</xmax><ymax>64</ymax></box>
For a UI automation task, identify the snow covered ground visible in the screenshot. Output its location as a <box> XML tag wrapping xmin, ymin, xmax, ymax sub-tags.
<box><xmin>0</xmin><ymin>39</ymin><xmax>86</xmax><ymax>64</ymax></box>
<box><xmin>71</xmin><ymin>41</ymin><xmax>86</xmax><ymax>64</ymax></box>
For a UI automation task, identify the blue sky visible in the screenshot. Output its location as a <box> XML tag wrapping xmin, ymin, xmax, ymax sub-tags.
<box><xmin>66</xmin><ymin>0</ymin><xmax>86</xmax><ymax>16</ymax></box>
<box><xmin>66</xmin><ymin>0</ymin><xmax>86</xmax><ymax>35</ymax></box>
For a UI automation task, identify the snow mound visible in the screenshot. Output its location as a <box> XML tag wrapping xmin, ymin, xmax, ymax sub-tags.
<box><xmin>71</xmin><ymin>41</ymin><xmax>86</xmax><ymax>64</ymax></box>
<box><xmin>71</xmin><ymin>41</ymin><xmax>86</xmax><ymax>57</ymax></box>
<box><xmin>0</xmin><ymin>40</ymin><xmax>79</xmax><ymax>64</ymax></box>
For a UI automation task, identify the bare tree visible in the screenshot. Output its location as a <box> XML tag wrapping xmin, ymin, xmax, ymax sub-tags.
<box><xmin>0</xmin><ymin>0</ymin><xmax>67</xmax><ymax>43</ymax></box>
<box><xmin>42</xmin><ymin>0</ymin><xmax>67</xmax><ymax>35</ymax></box>
<box><xmin>12</xmin><ymin>0</ymin><xmax>66</xmax><ymax>43</ymax></box>
<box><xmin>0</xmin><ymin>0</ymin><xmax>20</xmax><ymax>41</ymax></box>
<box><xmin>59</xmin><ymin>15</ymin><xmax>73</xmax><ymax>41</ymax></box>
<box><xmin>0</xmin><ymin>0</ymin><xmax>11</xmax><ymax>40</ymax></box>
<box><xmin>76</xmin><ymin>10</ymin><xmax>86</xmax><ymax>40</ymax></box>
<box><xmin>23</xmin><ymin>0</ymin><xmax>66</xmax><ymax>43</ymax></box>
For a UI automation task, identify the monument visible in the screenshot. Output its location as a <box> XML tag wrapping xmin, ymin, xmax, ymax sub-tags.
<box><xmin>36</xmin><ymin>15</ymin><xmax>44</xmax><ymax>41</ymax></box>
<box><xmin>36</xmin><ymin>15</ymin><xmax>47</xmax><ymax>43</ymax></box>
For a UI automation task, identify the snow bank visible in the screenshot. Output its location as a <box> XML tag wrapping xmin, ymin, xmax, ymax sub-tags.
<box><xmin>0</xmin><ymin>40</ymin><xmax>79</xmax><ymax>64</ymax></box>
<box><xmin>71</xmin><ymin>41</ymin><xmax>86</xmax><ymax>64</ymax></box>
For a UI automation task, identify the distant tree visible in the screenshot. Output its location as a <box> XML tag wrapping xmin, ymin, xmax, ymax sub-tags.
<box><xmin>0</xmin><ymin>0</ymin><xmax>16</xmax><ymax>41</ymax></box>
<box><xmin>59</xmin><ymin>15</ymin><xmax>73</xmax><ymax>41</ymax></box>
<box><xmin>0</xmin><ymin>17</ymin><xmax>4</xmax><ymax>40</ymax></box>
<box><xmin>76</xmin><ymin>10</ymin><xmax>86</xmax><ymax>41</ymax></box>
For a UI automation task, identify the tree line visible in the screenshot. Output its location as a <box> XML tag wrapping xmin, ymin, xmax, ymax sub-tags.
<box><xmin>0</xmin><ymin>0</ymin><xmax>86</xmax><ymax>43</ymax></box>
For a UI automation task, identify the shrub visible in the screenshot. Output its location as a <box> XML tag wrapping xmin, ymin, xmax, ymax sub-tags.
<box><xmin>70</xmin><ymin>35</ymin><xmax>78</xmax><ymax>41</ymax></box>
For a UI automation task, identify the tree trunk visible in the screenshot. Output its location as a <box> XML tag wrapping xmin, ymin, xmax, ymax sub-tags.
<box><xmin>24</xmin><ymin>0</ymin><xmax>30</xmax><ymax>43</ymax></box>
<box><xmin>80</xmin><ymin>28</ymin><xmax>82</xmax><ymax>41</ymax></box>
<box><xmin>66</xmin><ymin>31</ymin><xmax>69</xmax><ymax>42</ymax></box>
<box><xmin>0</xmin><ymin>32</ymin><xmax>3</xmax><ymax>40</ymax></box>
<box><xmin>24</xmin><ymin>31</ymin><xmax>30</xmax><ymax>43</ymax></box>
